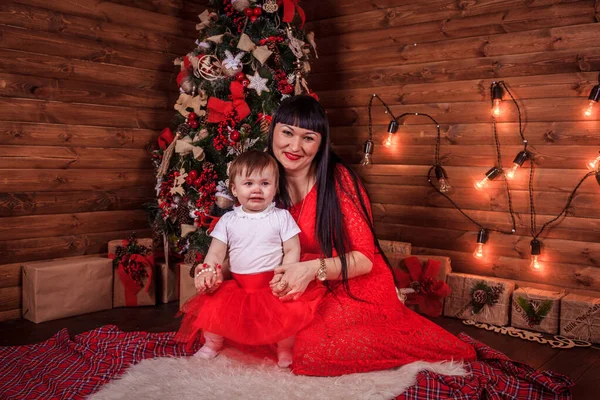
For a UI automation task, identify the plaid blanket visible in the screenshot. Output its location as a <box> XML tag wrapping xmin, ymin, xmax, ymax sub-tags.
<box><xmin>0</xmin><ymin>327</ymin><xmax>572</xmax><ymax>399</ymax></box>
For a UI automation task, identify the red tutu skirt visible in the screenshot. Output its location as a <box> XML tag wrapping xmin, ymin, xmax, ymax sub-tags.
<box><xmin>176</xmin><ymin>271</ymin><xmax>325</xmax><ymax>347</ymax></box>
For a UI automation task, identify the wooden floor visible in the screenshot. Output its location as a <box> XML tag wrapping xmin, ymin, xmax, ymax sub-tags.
<box><xmin>1</xmin><ymin>303</ymin><xmax>598</xmax><ymax>399</ymax></box>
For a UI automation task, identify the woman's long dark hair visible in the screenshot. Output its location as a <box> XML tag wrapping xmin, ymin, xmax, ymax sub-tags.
<box><xmin>267</xmin><ymin>95</ymin><xmax>396</xmax><ymax>298</ymax></box>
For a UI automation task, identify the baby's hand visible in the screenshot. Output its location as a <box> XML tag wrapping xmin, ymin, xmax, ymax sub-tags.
<box><xmin>194</xmin><ymin>264</ymin><xmax>221</xmax><ymax>294</ymax></box>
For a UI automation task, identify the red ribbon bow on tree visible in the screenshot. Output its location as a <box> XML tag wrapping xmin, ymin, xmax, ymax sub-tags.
<box><xmin>394</xmin><ymin>256</ymin><xmax>451</xmax><ymax>317</ymax></box>
<box><xmin>280</xmin><ymin>0</ymin><xmax>306</xmax><ymax>27</ymax></box>
<box><xmin>207</xmin><ymin>81</ymin><xmax>250</xmax><ymax>123</ymax></box>
<box><xmin>157</xmin><ymin>127</ymin><xmax>174</xmax><ymax>150</ymax></box>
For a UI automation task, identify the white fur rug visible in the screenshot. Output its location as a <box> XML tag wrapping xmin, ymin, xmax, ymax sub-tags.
<box><xmin>90</xmin><ymin>348</ymin><xmax>468</xmax><ymax>400</ymax></box>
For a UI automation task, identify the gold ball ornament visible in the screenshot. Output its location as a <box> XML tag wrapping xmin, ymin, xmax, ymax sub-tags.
<box><xmin>194</xmin><ymin>55</ymin><xmax>223</xmax><ymax>81</ymax></box>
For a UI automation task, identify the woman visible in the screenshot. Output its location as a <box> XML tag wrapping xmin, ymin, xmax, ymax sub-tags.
<box><xmin>266</xmin><ymin>95</ymin><xmax>477</xmax><ymax>376</ymax></box>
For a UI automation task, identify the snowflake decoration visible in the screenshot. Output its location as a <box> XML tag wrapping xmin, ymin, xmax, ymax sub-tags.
<box><xmin>222</xmin><ymin>50</ymin><xmax>245</xmax><ymax>71</ymax></box>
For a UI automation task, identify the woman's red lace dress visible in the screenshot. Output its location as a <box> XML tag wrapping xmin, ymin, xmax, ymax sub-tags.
<box><xmin>289</xmin><ymin>168</ymin><xmax>477</xmax><ymax>376</ymax></box>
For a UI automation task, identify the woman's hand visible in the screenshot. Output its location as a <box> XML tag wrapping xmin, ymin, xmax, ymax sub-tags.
<box><xmin>194</xmin><ymin>265</ymin><xmax>224</xmax><ymax>295</ymax></box>
<box><xmin>270</xmin><ymin>260</ymin><xmax>318</xmax><ymax>301</ymax></box>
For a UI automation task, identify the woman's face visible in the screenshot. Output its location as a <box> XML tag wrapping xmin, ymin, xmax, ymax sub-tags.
<box><xmin>271</xmin><ymin>123</ymin><xmax>322</xmax><ymax>175</ymax></box>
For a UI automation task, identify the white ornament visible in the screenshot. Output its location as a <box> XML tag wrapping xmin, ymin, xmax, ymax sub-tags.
<box><xmin>263</xmin><ymin>0</ymin><xmax>278</xmax><ymax>13</ymax></box>
<box><xmin>222</xmin><ymin>50</ymin><xmax>245</xmax><ymax>71</ymax></box>
<box><xmin>246</xmin><ymin>71</ymin><xmax>270</xmax><ymax>95</ymax></box>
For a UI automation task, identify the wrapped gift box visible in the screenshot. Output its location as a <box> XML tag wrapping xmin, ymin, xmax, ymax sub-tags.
<box><xmin>379</xmin><ymin>240</ymin><xmax>412</xmax><ymax>256</ymax></box>
<box><xmin>157</xmin><ymin>262</ymin><xmax>179</xmax><ymax>304</ymax></box>
<box><xmin>22</xmin><ymin>256</ymin><xmax>113</xmax><ymax>323</ymax></box>
<box><xmin>179</xmin><ymin>263</ymin><xmax>197</xmax><ymax>310</ymax></box>
<box><xmin>511</xmin><ymin>287</ymin><xmax>565</xmax><ymax>334</ymax></box>
<box><xmin>443</xmin><ymin>272</ymin><xmax>515</xmax><ymax>326</ymax></box>
<box><xmin>560</xmin><ymin>293</ymin><xmax>600</xmax><ymax>343</ymax></box>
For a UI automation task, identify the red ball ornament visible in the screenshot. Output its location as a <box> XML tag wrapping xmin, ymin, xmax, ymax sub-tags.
<box><xmin>193</xmin><ymin>178</ymin><xmax>202</xmax><ymax>188</ymax></box>
<box><xmin>235</xmin><ymin>71</ymin><xmax>246</xmax><ymax>82</ymax></box>
<box><xmin>188</xmin><ymin>170</ymin><xmax>198</xmax><ymax>181</ymax></box>
<box><xmin>188</xmin><ymin>120</ymin><xmax>199</xmax><ymax>129</ymax></box>
<box><xmin>185</xmin><ymin>176</ymin><xmax>193</xmax><ymax>185</ymax></box>
<box><xmin>187</xmin><ymin>112</ymin><xmax>198</xmax><ymax>121</ymax></box>
<box><xmin>241</xmin><ymin>78</ymin><xmax>250</xmax><ymax>87</ymax></box>
<box><xmin>252</xmin><ymin>7</ymin><xmax>262</xmax><ymax>16</ymax></box>
<box><xmin>244</xmin><ymin>8</ymin><xmax>253</xmax><ymax>17</ymax></box>
<box><xmin>230</xmin><ymin>130</ymin><xmax>241</xmax><ymax>142</ymax></box>
<box><xmin>249</xmin><ymin>15</ymin><xmax>258</xmax><ymax>22</ymax></box>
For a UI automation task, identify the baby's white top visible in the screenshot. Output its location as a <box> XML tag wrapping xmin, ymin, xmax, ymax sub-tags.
<box><xmin>210</xmin><ymin>203</ymin><xmax>301</xmax><ymax>274</ymax></box>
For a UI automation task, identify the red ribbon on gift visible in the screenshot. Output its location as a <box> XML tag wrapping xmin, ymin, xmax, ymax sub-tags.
<box><xmin>116</xmin><ymin>254</ymin><xmax>154</xmax><ymax>307</ymax></box>
<box><xmin>280</xmin><ymin>0</ymin><xmax>306</xmax><ymax>27</ymax></box>
<box><xmin>158</xmin><ymin>127</ymin><xmax>175</xmax><ymax>150</ymax></box>
<box><xmin>206</xmin><ymin>81</ymin><xmax>250</xmax><ymax>123</ymax></box>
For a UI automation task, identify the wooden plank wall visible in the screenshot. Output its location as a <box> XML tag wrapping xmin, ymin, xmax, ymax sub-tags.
<box><xmin>0</xmin><ymin>0</ymin><xmax>207</xmax><ymax>321</ymax></box>
<box><xmin>306</xmin><ymin>0</ymin><xmax>600</xmax><ymax>292</ymax></box>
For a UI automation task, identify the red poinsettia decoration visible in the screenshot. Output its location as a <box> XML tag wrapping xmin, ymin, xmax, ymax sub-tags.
<box><xmin>393</xmin><ymin>256</ymin><xmax>451</xmax><ymax>317</ymax></box>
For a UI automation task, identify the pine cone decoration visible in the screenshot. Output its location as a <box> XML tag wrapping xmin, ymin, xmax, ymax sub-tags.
<box><xmin>177</xmin><ymin>200</ymin><xmax>193</xmax><ymax>225</ymax></box>
<box><xmin>177</xmin><ymin>123</ymin><xmax>191</xmax><ymax>138</ymax></box>
<box><xmin>268</xmin><ymin>43</ymin><xmax>281</xmax><ymax>67</ymax></box>
<box><xmin>472</xmin><ymin>289</ymin><xmax>488</xmax><ymax>305</ymax></box>
<box><xmin>260</xmin><ymin>118</ymin><xmax>270</xmax><ymax>135</ymax></box>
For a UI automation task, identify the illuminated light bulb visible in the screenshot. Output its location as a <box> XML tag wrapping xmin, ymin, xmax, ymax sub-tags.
<box><xmin>490</xmin><ymin>82</ymin><xmax>504</xmax><ymax>117</ymax></box>
<box><xmin>473</xmin><ymin>242</ymin><xmax>485</xmax><ymax>259</ymax></box>
<box><xmin>530</xmin><ymin>254</ymin><xmax>541</xmax><ymax>270</ymax></box>
<box><xmin>584</xmin><ymin>100</ymin><xmax>595</xmax><ymax>117</ymax></box>
<box><xmin>492</xmin><ymin>98</ymin><xmax>502</xmax><ymax>117</ymax></box>
<box><xmin>530</xmin><ymin>239</ymin><xmax>542</xmax><ymax>270</ymax></box>
<box><xmin>584</xmin><ymin>81</ymin><xmax>600</xmax><ymax>117</ymax></box>
<box><xmin>474</xmin><ymin>166</ymin><xmax>502</xmax><ymax>191</ymax></box>
<box><xmin>434</xmin><ymin>165</ymin><xmax>451</xmax><ymax>193</ymax></box>
<box><xmin>361</xmin><ymin>140</ymin><xmax>374</xmax><ymax>167</ymax></box>
<box><xmin>587</xmin><ymin>153</ymin><xmax>600</xmax><ymax>171</ymax></box>
<box><xmin>505</xmin><ymin>164</ymin><xmax>518</xmax><ymax>180</ymax></box>
<box><xmin>473</xmin><ymin>229</ymin><xmax>488</xmax><ymax>260</ymax></box>
<box><xmin>383</xmin><ymin>120</ymin><xmax>399</xmax><ymax>148</ymax></box>
<box><xmin>474</xmin><ymin>177</ymin><xmax>489</xmax><ymax>191</ymax></box>
<box><xmin>383</xmin><ymin>132</ymin><xmax>394</xmax><ymax>148</ymax></box>
<box><xmin>505</xmin><ymin>151</ymin><xmax>529</xmax><ymax>180</ymax></box>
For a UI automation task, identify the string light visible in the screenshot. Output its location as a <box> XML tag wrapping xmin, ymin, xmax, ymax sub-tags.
<box><xmin>491</xmin><ymin>82</ymin><xmax>504</xmax><ymax>117</ymax></box>
<box><xmin>586</xmin><ymin>152</ymin><xmax>600</xmax><ymax>171</ymax></box>
<box><xmin>474</xmin><ymin>166</ymin><xmax>502</xmax><ymax>190</ymax></box>
<box><xmin>360</xmin><ymin>139</ymin><xmax>373</xmax><ymax>167</ymax></box>
<box><xmin>473</xmin><ymin>229</ymin><xmax>488</xmax><ymax>259</ymax></box>
<box><xmin>434</xmin><ymin>165</ymin><xmax>451</xmax><ymax>193</ymax></box>
<box><xmin>383</xmin><ymin>120</ymin><xmax>399</xmax><ymax>148</ymax></box>
<box><xmin>584</xmin><ymin>73</ymin><xmax>600</xmax><ymax>117</ymax></box>
<box><xmin>505</xmin><ymin>150</ymin><xmax>529</xmax><ymax>180</ymax></box>
<box><xmin>530</xmin><ymin>239</ymin><xmax>542</xmax><ymax>270</ymax></box>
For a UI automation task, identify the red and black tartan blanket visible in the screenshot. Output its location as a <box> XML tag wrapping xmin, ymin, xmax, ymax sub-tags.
<box><xmin>0</xmin><ymin>327</ymin><xmax>572</xmax><ymax>399</ymax></box>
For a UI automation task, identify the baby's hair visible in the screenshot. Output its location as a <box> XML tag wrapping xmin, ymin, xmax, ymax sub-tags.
<box><xmin>228</xmin><ymin>150</ymin><xmax>279</xmax><ymax>194</ymax></box>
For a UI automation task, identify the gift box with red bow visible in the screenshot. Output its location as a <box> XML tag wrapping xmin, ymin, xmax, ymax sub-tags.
<box><xmin>108</xmin><ymin>236</ymin><xmax>156</xmax><ymax>308</ymax></box>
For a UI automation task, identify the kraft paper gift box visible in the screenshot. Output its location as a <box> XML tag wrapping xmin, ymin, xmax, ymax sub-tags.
<box><xmin>379</xmin><ymin>240</ymin><xmax>412</xmax><ymax>257</ymax></box>
<box><xmin>109</xmin><ymin>238</ymin><xmax>156</xmax><ymax>308</ymax></box>
<box><xmin>443</xmin><ymin>272</ymin><xmax>515</xmax><ymax>326</ymax></box>
<box><xmin>560</xmin><ymin>293</ymin><xmax>600</xmax><ymax>343</ymax></box>
<box><xmin>22</xmin><ymin>256</ymin><xmax>113</xmax><ymax>323</ymax></box>
<box><xmin>511</xmin><ymin>287</ymin><xmax>565</xmax><ymax>334</ymax></box>
<box><xmin>179</xmin><ymin>263</ymin><xmax>197</xmax><ymax>310</ymax></box>
<box><xmin>157</xmin><ymin>262</ymin><xmax>179</xmax><ymax>304</ymax></box>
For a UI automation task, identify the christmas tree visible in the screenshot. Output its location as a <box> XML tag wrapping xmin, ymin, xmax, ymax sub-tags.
<box><xmin>149</xmin><ymin>0</ymin><xmax>317</xmax><ymax>266</ymax></box>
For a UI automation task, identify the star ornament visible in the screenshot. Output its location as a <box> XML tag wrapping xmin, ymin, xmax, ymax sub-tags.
<box><xmin>246</xmin><ymin>71</ymin><xmax>270</xmax><ymax>96</ymax></box>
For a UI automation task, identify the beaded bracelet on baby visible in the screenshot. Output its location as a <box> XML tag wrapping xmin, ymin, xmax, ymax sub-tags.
<box><xmin>192</xmin><ymin>263</ymin><xmax>221</xmax><ymax>278</ymax></box>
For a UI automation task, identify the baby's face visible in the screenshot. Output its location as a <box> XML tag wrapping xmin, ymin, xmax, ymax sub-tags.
<box><xmin>231</xmin><ymin>167</ymin><xmax>277</xmax><ymax>213</ymax></box>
